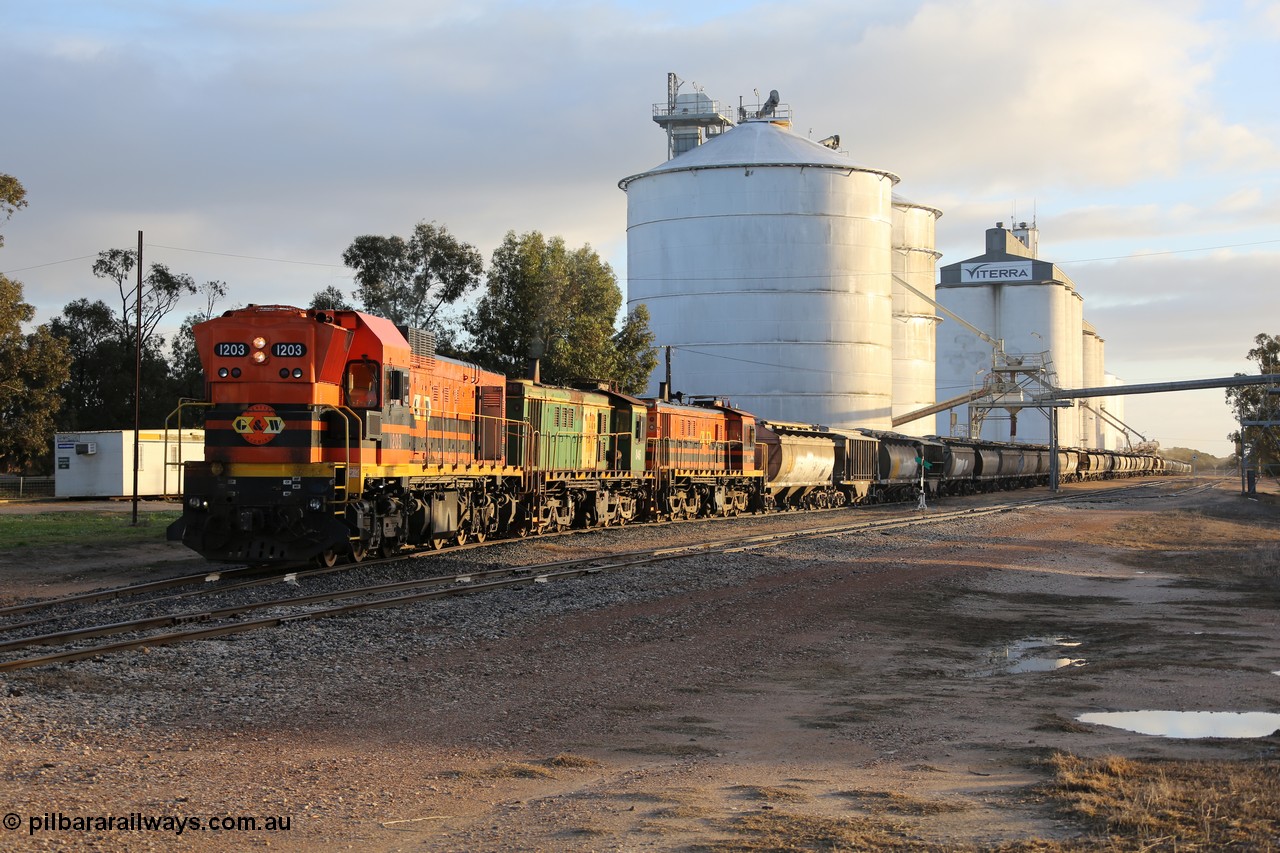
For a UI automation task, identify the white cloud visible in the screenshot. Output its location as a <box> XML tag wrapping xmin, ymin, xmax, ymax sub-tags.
<box><xmin>822</xmin><ymin>0</ymin><xmax>1279</xmax><ymax>191</ymax></box>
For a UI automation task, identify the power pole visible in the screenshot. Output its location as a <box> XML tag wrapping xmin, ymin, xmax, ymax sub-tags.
<box><xmin>132</xmin><ymin>230</ymin><xmax>142</xmax><ymax>526</ymax></box>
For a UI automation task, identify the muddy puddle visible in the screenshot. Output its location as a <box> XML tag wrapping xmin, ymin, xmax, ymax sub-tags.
<box><xmin>1077</xmin><ymin>710</ymin><xmax>1280</xmax><ymax>739</ymax></box>
<box><xmin>970</xmin><ymin>636</ymin><xmax>1085</xmax><ymax>676</ymax></box>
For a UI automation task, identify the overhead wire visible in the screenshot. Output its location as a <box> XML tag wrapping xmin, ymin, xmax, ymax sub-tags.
<box><xmin>5</xmin><ymin>234</ymin><xmax>1276</xmax><ymax>279</ymax></box>
<box><xmin>667</xmin><ymin>345</ymin><xmax>850</xmax><ymax>374</ymax></box>
<box><xmin>1</xmin><ymin>243</ymin><xmax>348</xmax><ymax>276</ymax></box>
<box><xmin>145</xmin><ymin>243</ymin><xmax>346</xmax><ymax>269</ymax></box>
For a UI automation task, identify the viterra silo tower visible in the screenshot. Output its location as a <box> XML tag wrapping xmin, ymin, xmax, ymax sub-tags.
<box><xmin>935</xmin><ymin>222</ymin><xmax>1085</xmax><ymax>448</ymax></box>
<box><xmin>620</xmin><ymin>91</ymin><xmax>900</xmax><ymax>429</ymax></box>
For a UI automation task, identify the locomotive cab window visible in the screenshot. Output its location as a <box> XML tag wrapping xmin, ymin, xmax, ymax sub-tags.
<box><xmin>344</xmin><ymin>360</ymin><xmax>381</xmax><ymax>408</ymax></box>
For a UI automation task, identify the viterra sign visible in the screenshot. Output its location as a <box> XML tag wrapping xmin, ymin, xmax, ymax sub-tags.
<box><xmin>960</xmin><ymin>261</ymin><xmax>1034</xmax><ymax>283</ymax></box>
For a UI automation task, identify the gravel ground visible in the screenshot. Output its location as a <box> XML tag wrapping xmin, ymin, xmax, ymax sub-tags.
<box><xmin>0</xmin><ymin>478</ymin><xmax>1277</xmax><ymax>850</ymax></box>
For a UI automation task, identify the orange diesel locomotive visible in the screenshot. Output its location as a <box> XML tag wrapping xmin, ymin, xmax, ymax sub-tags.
<box><xmin>171</xmin><ymin>305</ymin><xmax>518</xmax><ymax>564</ymax></box>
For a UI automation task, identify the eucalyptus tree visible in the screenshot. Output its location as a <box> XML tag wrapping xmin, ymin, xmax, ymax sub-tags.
<box><xmin>341</xmin><ymin>221</ymin><xmax>482</xmax><ymax>331</ymax></box>
<box><xmin>465</xmin><ymin>230</ymin><xmax>656</xmax><ymax>393</ymax></box>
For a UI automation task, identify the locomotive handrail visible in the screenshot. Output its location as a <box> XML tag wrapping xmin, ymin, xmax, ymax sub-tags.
<box><xmin>321</xmin><ymin>405</ymin><xmax>356</xmax><ymax>501</ymax></box>
<box><xmin>470</xmin><ymin>409</ymin><xmax>510</xmax><ymax>468</ymax></box>
<box><xmin>542</xmin><ymin>430</ymin><xmax>586</xmax><ymax>473</ymax></box>
<box><xmin>598</xmin><ymin>430</ymin><xmax>636</xmax><ymax>472</ymax></box>
<box><xmin>645</xmin><ymin>437</ymin><xmax>747</xmax><ymax>474</ymax></box>
<box><xmin>425</xmin><ymin>405</ymin><xmax>507</xmax><ymax>469</ymax></box>
<box><xmin>163</xmin><ymin>400</ymin><xmax>214</xmax><ymax>497</ymax></box>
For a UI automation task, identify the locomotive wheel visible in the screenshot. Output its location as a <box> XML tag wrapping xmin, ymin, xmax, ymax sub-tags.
<box><xmin>315</xmin><ymin>549</ymin><xmax>338</xmax><ymax>568</ymax></box>
<box><xmin>349</xmin><ymin>543</ymin><xmax>367</xmax><ymax>563</ymax></box>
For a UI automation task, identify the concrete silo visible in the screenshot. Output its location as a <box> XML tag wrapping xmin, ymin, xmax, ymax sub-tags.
<box><xmin>1081</xmin><ymin>321</ymin><xmax>1104</xmax><ymax>448</ymax></box>
<box><xmin>620</xmin><ymin>118</ymin><xmax>900</xmax><ymax>429</ymax></box>
<box><xmin>935</xmin><ymin>223</ymin><xmax>1083</xmax><ymax>447</ymax></box>
<box><xmin>891</xmin><ymin>196</ymin><xmax>942</xmax><ymax>435</ymax></box>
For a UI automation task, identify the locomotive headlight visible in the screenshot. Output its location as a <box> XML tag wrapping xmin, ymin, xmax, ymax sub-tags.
<box><xmin>252</xmin><ymin>336</ymin><xmax>268</xmax><ymax>350</ymax></box>
<box><xmin>252</xmin><ymin>350</ymin><xmax>268</xmax><ymax>364</ymax></box>
<box><xmin>187</xmin><ymin>496</ymin><xmax>208</xmax><ymax>510</ymax></box>
<box><xmin>307</xmin><ymin>497</ymin><xmax>324</xmax><ymax>512</ymax></box>
<box><xmin>218</xmin><ymin>367</ymin><xmax>229</xmax><ymax>378</ymax></box>
<box><xmin>292</xmin><ymin>368</ymin><xmax>303</xmax><ymax>379</ymax></box>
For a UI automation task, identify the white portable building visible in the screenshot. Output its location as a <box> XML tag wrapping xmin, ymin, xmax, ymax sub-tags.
<box><xmin>53</xmin><ymin>430</ymin><xmax>204</xmax><ymax>498</ymax></box>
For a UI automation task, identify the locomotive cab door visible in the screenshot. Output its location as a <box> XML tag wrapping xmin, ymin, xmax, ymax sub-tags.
<box><xmin>608</xmin><ymin>405</ymin><xmax>645</xmax><ymax>474</ymax></box>
<box><xmin>725</xmin><ymin>416</ymin><xmax>755</xmax><ymax>474</ymax></box>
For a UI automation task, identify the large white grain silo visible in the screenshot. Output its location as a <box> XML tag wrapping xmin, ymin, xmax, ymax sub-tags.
<box><xmin>620</xmin><ymin>119</ymin><xmax>900</xmax><ymax>428</ymax></box>
<box><xmin>891</xmin><ymin>196</ymin><xmax>942</xmax><ymax>435</ymax></box>
<box><xmin>1081</xmin><ymin>321</ymin><xmax>1104</xmax><ymax>448</ymax></box>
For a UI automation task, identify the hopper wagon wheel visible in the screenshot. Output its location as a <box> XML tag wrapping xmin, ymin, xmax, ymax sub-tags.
<box><xmin>430</xmin><ymin>535</ymin><xmax>448</xmax><ymax>551</ymax></box>
<box><xmin>455</xmin><ymin>528</ymin><xmax>468</xmax><ymax>547</ymax></box>
<box><xmin>315</xmin><ymin>549</ymin><xmax>339</xmax><ymax>568</ymax></box>
<box><xmin>349</xmin><ymin>542</ymin><xmax>367</xmax><ymax>563</ymax></box>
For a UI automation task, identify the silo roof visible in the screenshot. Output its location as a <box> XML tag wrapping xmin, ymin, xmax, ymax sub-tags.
<box><xmin>619</xmin><ymin>120</ymin><xmax>900</xmax><ymax>189</ymax></box>
<box><xmin>892</xmin><ymin>193</ymin><xmax>944</xmax><ymax>218</ymax></box>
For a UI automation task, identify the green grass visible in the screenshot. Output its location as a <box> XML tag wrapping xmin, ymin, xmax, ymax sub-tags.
<box><xmin>0</xmin><ymin>511</ymin><xmax>182</xmax><ymax>551</ymax></box>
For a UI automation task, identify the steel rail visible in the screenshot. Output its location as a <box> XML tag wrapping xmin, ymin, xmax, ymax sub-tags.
<box><xmin>0</xmin><ymin>501</ymin><xmax>1004</xmax><ymax>656</ymax></box>
<box><xmin>0</xmin><ymin>479</ymin><xmax>1180</xmax><ymax>672</ymax></box>
<box><xmin>0</xmin><ymin>488</ymin><xmax>992</xmax><ymax>634</ymax></box>
<box><xmin>0</xmin><ymin>491</ymin><xmax>830</xmax><ymax>625</ymax></box>
<box><xmin>0</xmin><ymin>565</ymin><xmax>265</xmax><ymax>619</ymax></box>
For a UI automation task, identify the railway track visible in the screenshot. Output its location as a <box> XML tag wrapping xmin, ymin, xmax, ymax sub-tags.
<box><xmin>0</xmin><ymin>479</ymin><xmax>1186</xmax><ymax>673</ymax></box>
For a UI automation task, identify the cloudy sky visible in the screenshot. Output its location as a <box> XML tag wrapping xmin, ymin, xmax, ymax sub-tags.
<box><xmin>4</xmin><ymin>0</ymin><xmax>1278</xmax><ymax>458</ymax></box>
